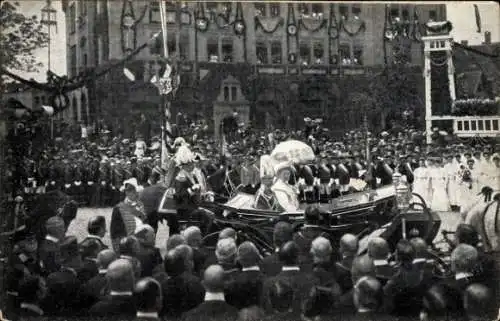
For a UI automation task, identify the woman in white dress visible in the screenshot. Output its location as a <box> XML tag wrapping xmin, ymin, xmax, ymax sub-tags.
<box><xmin>429</xmin><ymin>158</ymin><xmax>450</xmax><ymax>212</ymax></box>
<box><xmin>412</xmin><ymin>158</ymin><xmax>431</xmax><ymax>206</ymax></box>
<box><xmin>445</xmin><ymin>154</ymin><xmax>460</xmax><ymax>211</ymax></box>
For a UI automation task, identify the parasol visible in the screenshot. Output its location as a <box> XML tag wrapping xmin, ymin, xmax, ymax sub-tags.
<box><xmin>270</xmin><ymin>140</ymin><xmax>315</xmax><ymax>164</ymax></box>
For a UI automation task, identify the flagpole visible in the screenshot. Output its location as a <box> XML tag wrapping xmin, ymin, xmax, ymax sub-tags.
<box><xmin>159</xmin><ymin>0</ymin><xmax>169</xmax><ymax>176</ymax></box>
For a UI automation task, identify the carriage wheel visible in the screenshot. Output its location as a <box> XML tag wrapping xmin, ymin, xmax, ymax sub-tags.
<box><xmin>409</xmin><ymin>192</ymin><xmax>435</xmax><ymax>242</ymax></box>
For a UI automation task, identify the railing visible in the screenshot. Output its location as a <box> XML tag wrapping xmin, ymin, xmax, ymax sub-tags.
<box><xmin>453</xmin><ymin>116</ymin><xmax>500</xmax><ymax>137</ymax></box>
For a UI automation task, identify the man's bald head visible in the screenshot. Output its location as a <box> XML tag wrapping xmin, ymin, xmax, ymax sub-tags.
<box><xmin>464</xmin><ymin>283</ymin><xmax>496</xmax><ymax>320</ymax></box>
<box><xmin>351</xmin><ymin>254</ymin><xmax>375</xmax><ymax>284</ymax></box>
<box><xmin>97</xmin><ymin>249</ymin><xmax>118</xmax><ymax>272</ymax></box>
<box><xmin>219</xmin><ymin>227</ymin><xmax>236</xmax><ymax>240</ymax></box>
<box><xmin>340</xmin><ymin>233</ymin><xmax>358</xmax><ymax>256</ymax></box>
<box><xmin>182</xmin><ymin>226</ymin><xmax>203</xmax><ymax>248</ymax></box>
<box><xmin>106</xmin><ymin>258</ymin><xmax>135</xmax><ymax>292</ymax></box>
<box><xmin>166</xmin><ymin>234</ymin><xmax>186</xmax><ymax>251</ymax></box>
<box><xmin>353</xmin><ymin>276</ymin><xmax>382</xmax><ymax>311</ymax></box>
<box><xmin>451</xmin><ymin>244</ymin><xmax>478</xmax><ymax>273</ymax></box>
<box><xmin>310</xmin><ymin>236</ymin><xmax>332</xmax><ymax>264</ymax></box>
<box><xmin>367</xmin><ymin>237</ymin><xmax>389</xmax><ymax>260</ymax></box>
<box><xmin>202</xmin><ymin>265</ymin><xmax>225</xmax><ymax>293</ymax></box>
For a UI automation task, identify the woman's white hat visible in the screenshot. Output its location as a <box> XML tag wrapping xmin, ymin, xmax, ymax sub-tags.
<box><xmin>120</xmin><ymin>178</ymin><xmax>144</xmax><ymax>193</ymax></box>
<box><xmin>274</xmin><ymin>161</ymin><xmax>293</xmax><ymax>175</ymax></box>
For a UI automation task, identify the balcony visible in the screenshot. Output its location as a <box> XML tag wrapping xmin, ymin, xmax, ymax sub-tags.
<box><xmin>453</xmin><ymin>116</ymin><xmax>500</xmax><ymax>137</ymax></box>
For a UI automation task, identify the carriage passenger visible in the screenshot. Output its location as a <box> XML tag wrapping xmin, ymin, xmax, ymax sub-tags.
<box><xmin>271</xmin><ymin>162</ymin><xmax>300</xmax><ymax>212</ymax></box>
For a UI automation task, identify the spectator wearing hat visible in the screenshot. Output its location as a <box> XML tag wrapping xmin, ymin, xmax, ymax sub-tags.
<box><xmin>227</xmin><ymin>241</ymin><xmax>264</xmax><ymax>309</ymax></box>
<box><xmin>110</xmin><ymin>178</ymin><xmax>146</xmax><ymax>252</ymax></box>
<box><xmin>89</xmin><ymin>259</ymin><xmax>137</xmax><ymax>317</ymax></box>
<box><xmin>134</xmin><ymin>277</ymin><xmax>162</xmax><ymax>321</ymax></box>
<box><xmin>79</xmin><ymin>215</ymin><xmax>108</xmax><ymax>253</ymax></box>
<box><xmin>38</xmin><ymin>216</ymin><xmax>65</xmax><ymax>277</ymax></box>
<box><xmin>293</xmin><ymin>206</ymin><xmax>326</xmax><ymax>270</ymax></box>
<box><xmin>82</xmin><ymin>249</ymin><xmax>118</xmax><ymax>307</ymax></box>
<box><xmin>17</xmin><ymin>275</ymin><xmax>47</xmax><ymax>317</ymax></box>
<box><xmin>261</xmin><ymin>221</ymin><xmax>293</xmax><ymax>277</ymax></box>
<box><xmin>182</xmin><ymin>264</ymin><xmax>239</xmax><ymax>321</ymax></box>
<box><xmin>160</xmin><ymin>246</ymin><xmax>205</xmax><ymax>318</ymax></box>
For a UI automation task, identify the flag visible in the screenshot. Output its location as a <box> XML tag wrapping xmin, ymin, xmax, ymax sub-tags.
<box><xmin>474</xmin><ymin>4</ymin><xmax>481</xmax><ymax>33</ymax></box>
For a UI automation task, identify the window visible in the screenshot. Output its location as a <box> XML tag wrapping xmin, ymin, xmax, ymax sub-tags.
<box><xmin>80</xmin><ymin>37</ymin><xmax>87</xmax><ymax>48</ymax></box>
<box><xmin>224</xmin><ymin>86</ymin><xmax>230</xmax><ymax>101</ymax></box>
<box><xmin>79</xmin><ymin>0</ymin><xmax>87</xmax><ymax>16</ymax></box>
<box><xmin>231</xmin><ymin>87</ymin><xmax>237</xmax><ymax>101</ymax></box>
<box><xmin>167</xmin><ymin>40</ymin><xmax>175</xmax><ymax>57</ymax></box>
<box><xmin>485</xmin><ymin>31</ymin><xmax>491</xmax><ymax>44</ymax></box>
<box><xmin>221</xmin><ymin>2</ymin><xmax>231</xmax><ymax>15</ymax></box>
<box><xmin>96</xmin><ymin>0</ymin><xmax>104</xmax><ymax>15</ymax></box>
<box><xmin>313</xmin><ymin>42</ymin><xmax>324</xmax><ymax>64</ymax></box>
<box><xmin>352</xmin><ymin>4</ymin><xmax>361</xmax><ymax>19</ymax></box>
<box><xmin>69</xmin><ymin>3</ymin><xmax>76</xmax><ymax>33</ymax></box>
<box><xmin>299</xmin><ymin>43</ymin><xmax>310</xmax><ymax>65</ymax></box>
<box><xmin>353</xmin><ymin>47</ymin><xmax>363</xmax><ymax>65</ymax></box>
<box><xmin>83</xmin><ymin>53</ymin><xmax>88</xmax><ymax>68</ymax></box>
<box><xmin>390</xmin><ymin>8</ymin><xmax>400</xmax><ymax>22</ymax></box>
<box><xmin>70</xmin><ymin>45</ymin><xmax>77</xmax><ymax>76</ymax></box>
<box><xmin>429</xmin><ymin>10</ymin><xmax>436</xmax><ymax>21</ymax></box>
<box><xmin>41</xmin><ymin>96</ymin><xmax>46</xmax><ymax>104</ymax></box>
<box><xmin>270</xmin><ymin>3</ymin><xmax>280</xmax><ymax>17</ymax></box>
<box><xmin>34</xmin><ymin>96</ymin><xmax>40</xmax><ymax>105</ymax></box>
<box><xmin>339</xmin><ymin>5</ymin><xmax>348</xmax><ymax>20</ymax></box>
<box><xmin>150</xmin><ymin>2</ymin><xmax>160</xmax><ymax>23</ymax></box>
<box><xmin>271</xmin><ymin>42</ymin><xmax>282</xmax><ymax>64</ymax></box>
<box><xmin>222</xmin><ymin>42</ymin><xmax>233</xmax><ymax>63</ymax></box>
<box><xmin>254</xmin><ymin>3</ymin><xmax>265</xmax><ymax>16</ymax></box>
<box><xmin>311</xmin><ymin>3</ymin><xmax>323</xmax><ymax>17</ymax></box>
<box><xmin>97</xmin><ymin>36</ymin><xmax>104</xmax><ymax>64</ymax></box>
<box><xmin>207</xmin><ymin>41</ymin><xmax>218</xmax><ymax>62</ymax></box>
<box><xmin>339</xmin><ymin>43</ymin><xmax>351</xmax><ymax>65</ymax></box>
<box><xmin>256</xmin><ymin>42</ymin><xmax>268</xmax><ymax>64</ymax></box>
<box><xmin>402</xmin><ymin>8</ymin><xmax>410</xmax><ymax>21</ymax></box>
<box><xmin>206</xmin><ymin>2</ymin><xmax>217</xmax><ymax>12</ymax></box>
<box><xmin>299</xmin><ymin>3</ymin><xmax>309</xmax><ymax>15</ymax></box>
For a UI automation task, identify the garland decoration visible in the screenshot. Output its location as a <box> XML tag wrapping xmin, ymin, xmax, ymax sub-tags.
<box><xmin>286</xmin><ymin>3</ymin><xmax>297</xmax><ymax>36</ymax></box>
<box><xmin>328</xmin><ymin>3</ymin><xmax>339</xmax><ymax>40</ymax></box>
<box><xmin>341</xmin><ymin>18</ymin><xmax>366</xmax><ymax>37</ymax></box>
<box><xmin>232</xmin><ymin>2</ymin><xmax>245</xmax><ymax>37</ymax></box>
<box><xmin>411</xmin><ymin>10</ymin><xmax>423</xmax><ymax>42</ymax></box>
<box><xmin>254</xmin><ymin>16</ymin><xmax>284</xmax><ymax>34</ymax></box>
<box><xmin>120</xmin><ymin>0</ymin><xmax>148</xmax><ymax>53</ymax></box>
<box><xmin>451</xmin><ymin>98</ymin><xmax>500</xmax><ymax>116</ymax></box>
<box><xmin>384</xmin><ymin>5</ymin><xmax>395</xmax><ymax>41</ymax></box>
<box><xmin>194</xmin><ymin>2</ymin><xmax>209</xmax><ymax>32</ymax></box>
<box><xmin>1</xmin><ymin>32</ymin><xmax>156</xmax><ymax>113</ymax></box>
<box><xmin>299</xmin><ymin>17</ymin><xmax>327</xmax><ymax>32</ymax></box>
<box><xmin>424</xmin><ymin>21</ymin><xmax>453</xmax><ymax>35</ymax></box>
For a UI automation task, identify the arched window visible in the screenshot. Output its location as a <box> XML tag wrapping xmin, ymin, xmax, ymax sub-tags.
<box><xmin>72</xmin><ymin>96</ymin><xmax>78</xmax><ymax>123</ymax></box>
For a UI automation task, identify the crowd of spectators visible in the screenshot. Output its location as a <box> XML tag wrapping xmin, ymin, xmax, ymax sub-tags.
<box><xmin>4</xmin><ymin>205</ymin><xmax>499</xmax><ymax>321</ymax></box>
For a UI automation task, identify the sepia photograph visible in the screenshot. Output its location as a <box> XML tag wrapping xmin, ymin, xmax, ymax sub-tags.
<box><xmin>0</xmin><ymin>1</ymin><xmax>499</xmax><ymax>320</ymax></box>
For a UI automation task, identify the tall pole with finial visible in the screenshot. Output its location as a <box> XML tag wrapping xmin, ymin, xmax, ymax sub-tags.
<box><xmin>41</xmin><ymin>0</ymin><xmax>57</xmax><ymax>140</ymax></box>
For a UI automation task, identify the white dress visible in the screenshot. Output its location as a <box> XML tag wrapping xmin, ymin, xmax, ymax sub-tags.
<box><xmin>429</xmin><ymin>166</ymin><xmax>450</xmax><ymax>212</ymax></box>
<box><xmin>445</xmin><ymin>162</ymin><xmax>460</xmax><ymax>207</ymax></box>
<box><xmin>134</xmin><ymin>139</ymin><xmax>147</xmax><ymax>158</ymax></box>
<box><xmin>412</xmin><ymin>166</ymin><xmax>431</xmax><ymax>206</ymax></box>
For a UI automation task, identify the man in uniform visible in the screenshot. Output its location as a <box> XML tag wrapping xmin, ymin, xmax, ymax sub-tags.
<box><xmin>86</xmin><ymin>157</ymin><xmax>100</xmax><ymax>207</ymax></box>
<box><xmin>317</xmin><ymin>154</ymin><xmax>331</xmax><ymax>203</ymax></box>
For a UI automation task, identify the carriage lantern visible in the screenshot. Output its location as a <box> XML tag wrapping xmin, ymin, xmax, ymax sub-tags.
<box><xmin>393</xmin><ymin>171</ymin><xmax>411</xmax><ymax>210</ymax></box>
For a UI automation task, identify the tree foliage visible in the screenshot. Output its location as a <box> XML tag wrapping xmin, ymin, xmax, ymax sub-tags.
<box><xmin>0</xmin><ymin>0</ymin><xmax>48</xmax><ymax>72</ymax></box>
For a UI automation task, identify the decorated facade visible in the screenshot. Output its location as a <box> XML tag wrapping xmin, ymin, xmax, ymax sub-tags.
<box><xmin>60</xmin><ymin>1</ymin><xmax>446</xmax><ymax>134</ymax></box>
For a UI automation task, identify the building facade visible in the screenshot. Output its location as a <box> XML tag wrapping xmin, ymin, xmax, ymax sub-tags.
<box><xmin>62</xmin><ymin>1</ymin><xmax>445</xmax><ymax>136</ymax></box>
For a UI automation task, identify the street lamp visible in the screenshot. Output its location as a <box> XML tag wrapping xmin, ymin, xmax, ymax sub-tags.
<box><xmin>41</xmin><ymin>0</ymin><xmax>57</xmax><ymax>140</ymax></box>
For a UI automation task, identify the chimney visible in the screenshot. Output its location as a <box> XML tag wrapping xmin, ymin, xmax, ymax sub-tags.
<box><xmin>484</xmin><ymin>31</ymin><xmax>491</xmax><ymax>44</ymax></box>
